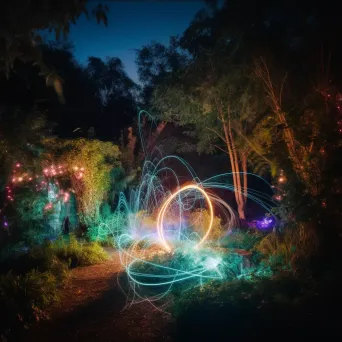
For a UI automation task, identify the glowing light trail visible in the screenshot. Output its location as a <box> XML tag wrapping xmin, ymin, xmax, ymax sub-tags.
<box><xmin>157</xmin><ymin>184</ymin><xmax>214</xmax><ymax>252</ymax></box>
<box><xmin>112</xmin><ymin>110</ymin><xmax>278</xmax><ymax>309</ymax></box>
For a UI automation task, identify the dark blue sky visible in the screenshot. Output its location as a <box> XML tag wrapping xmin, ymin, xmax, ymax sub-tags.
<box><xmin>68</xmin><ymin>1</ymin><xmax>205</xmax><ymax>83</ymax></box>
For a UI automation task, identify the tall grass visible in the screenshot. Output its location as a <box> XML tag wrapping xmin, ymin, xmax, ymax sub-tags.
<box><xmin>0</xmin><ymin>234</ymin><xmax>109</xmax><ymax>339</ymax></box>
<box><xmin>52</xmin><ymin>234</ymin><xmax>109</xmax><ymax>267</ymax></box>
<box><xmin>255</xmin><ymin>223</ymin><xmax>318</xmax><ymax>269</ymax></box>
<box><xmin>220</xmin><ymin>230</ymin><xmax>263</xmax><ymax>251</ymax></box>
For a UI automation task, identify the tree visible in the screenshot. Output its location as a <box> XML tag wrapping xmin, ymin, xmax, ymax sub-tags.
<box><xmin>43</xmin><ymin>138</ymin><xmax>121</xmax><ymax>226</ymax></box>
<box><xmin>0</xmin><ymin>107</ymin><xmax>51</xmax><ymax>188</ymax></box>
<box><xmin>144</xmin><ymin>7</ymin><xmax>271</xmax><ymax>219</ymax></box>
<box><xmin>86</xmin><ymin>57</ymin><xmax>139</xmax><ymax>140</ymax></box>
<box><xmin>0</xmin><ymin>44</ymin><xmax>139</xmax><ymax>140</ymax></box>
<box><xmin>0</xmin><ymin>43</ymin><xmax>103</xmax><ymax>137</ymax></box>
<box><xmin>153</xmin><ymin>53</ymin><xmax>270</xmax><ymax>219</ymax></box>
<box><xmin>136</xmin><ymin>38</ymin><xmax>188</xmax><ymax>106</ymax></box>
<box><xmin>0</xmin><ymin>0</ymin><xmax>108</xmax><ymax>100</ymax></box>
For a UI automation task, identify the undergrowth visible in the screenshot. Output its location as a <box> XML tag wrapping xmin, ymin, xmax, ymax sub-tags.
<box><xmin>0</xmin><ymin>234</ymin><xmax>108</xmax><ymax>340</ymax></box>
<box><xmin>173</xmin><ymin>268</ymin><xmax>342</xmax><ymax>340</ymax></box>
<box><xmin>220</xmin><ymin>229</ymin><xmax>263</xmax><ymax>250</ymax></box>
<box><xmin>171</xmin><ymin>223</ymin><xmax>322</xmax><ymax>340</ymax></box>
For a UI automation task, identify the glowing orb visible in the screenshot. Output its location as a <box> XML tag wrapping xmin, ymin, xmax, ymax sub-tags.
<box><xmin>157</xmin><ymin>184</ymin><xmax>214</xmax><ymax>252</ymax></box>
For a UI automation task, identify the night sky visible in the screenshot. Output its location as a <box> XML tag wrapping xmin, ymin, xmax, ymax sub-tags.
<box><xmin>69</xmin><ymin>1</ymin><xmax>205</xmax><ymax>83</ymax></box>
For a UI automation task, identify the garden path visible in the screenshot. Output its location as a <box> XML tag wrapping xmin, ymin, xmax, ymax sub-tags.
<box><xmin>21</xmin><ymin>249</ymin><xmax>173</xmax><ymax>342</ymax></box>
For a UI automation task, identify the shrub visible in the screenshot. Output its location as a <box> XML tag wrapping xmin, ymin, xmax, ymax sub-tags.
<box><xmin>87</xmin><ymin>211</ymin><xmax>127</xmax><ymax>243</ymax></box>
<box><xmin>0</xmin><ymin>235</ymin><xmax>108</xmax><ymax>338</ymax></box>
<box><xmin>188</xmin><ymin>209</ymin><xmax>223</xmax><ymax>243</ymax></box>
<box><xmin>52</xmin><ymin>234</ymin><xmax>108</xmax><ymax>267</ymax></box>
<box><xmin>172</xmin><ymin>272</ymin><xmax>338</xmax><ymax>340</ymax></box>
<box><xmin>126</xmin><ymin>247</ymin><xmax>245</xmax><ymax>305</ymax></box>
<box><xmin>220</xmin><ymin>230</ymin><xmax>263</xmax><ymax>250</ymax></box>
<box><xmin>21</xmin><ymin>226</ymin><xmax>51</xmax><ymax>247</ymax></box>
<box><xmin>0</xmin><ymin>269</ymin><xmax>58</xmax><ymax>338</ymax></box>
<box><xmin>254</xmin><ymin>223</ymin><xmax>317</xmax><ymax>270</ymax></box>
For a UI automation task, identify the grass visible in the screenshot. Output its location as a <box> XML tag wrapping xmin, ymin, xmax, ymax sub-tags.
<box><xmin>220</xmin><ymin>229</ymin><xmax>263</xmax><ymax>250</ymax></box>
<box><xmin>52</xmin><ymin>234</ymin><xmax>109</xmax><ymax>267</ymax></box>
<box><xmin>0</xmin><ymin>234</ymin><xmax>108</xmax><ymax>340</ymax></box>
<box><xmin>173</xmin><ymin>269</ymin><xmax>342</xmax><ymax>340</ymax></box>
<box><xmin>169</xmin><ymin>224</ymin><xmax>323</xmax><ymax>340</ymax></box>
<box><xmin>254</xmin><ymin>223</ymin><xmax>317</xmax><ymax>270</ymax></box>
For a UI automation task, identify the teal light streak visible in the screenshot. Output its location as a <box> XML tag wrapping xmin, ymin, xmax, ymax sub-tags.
<box><xmin>114</xmin><ymin>110</ymin><xmax>278</xmax><ymax>307</ymax></box>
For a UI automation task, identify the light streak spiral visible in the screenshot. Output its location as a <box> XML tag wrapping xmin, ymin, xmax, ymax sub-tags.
<box><xmin>113</xmin><ymin>111</ymin><xmax>277</xmax><ymax>308</ymax></box>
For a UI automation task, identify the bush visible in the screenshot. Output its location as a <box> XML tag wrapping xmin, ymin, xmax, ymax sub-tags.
<box><xmin>188</xmin><ymin>209</ymin><xmax>223</xmax><ymax>243</ymax></box>
<box><xmin>125</xmin><ymin>247</ymin><xmax>245</xmax><ymax>305</ymax></box>
<box><xmin>0</xmin><ymin>235</ymin><xmax>108</xmax><ymax>339</ymax></box>
<box><xmin>87</xmin><ymin>211</ymin><xmax>127</xmax><ymax>243</ymax></box>
<box><xmin>254</xmin><ymin>223</ymin><xmax>317</xmax><ymax>270</ymax></box>
<box><xmin>0</xmin><ymin>269</ymin><xmax>58</xmax><ymax>338</ymax></box>
<box><xmin>220</xmin><ymin>230</ymin><xmax>263</xmax><ymax>250</ymax></box>
<box><xmin>51</xmin><ymin>234</ymin><xmax>108</xmax><ymax>267</ymax></box>
<box><xmin>173</xmin><ymin>271</ymin><xmax>342</xmax><ymax>340</ymax></box>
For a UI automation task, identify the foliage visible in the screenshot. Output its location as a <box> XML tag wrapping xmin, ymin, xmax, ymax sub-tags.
<box><xmin>136</xmin><ymin>38</ymin><xmax>188</xmax><ymax>106</ymax></box>
<box><xmin>15</xmin><ymin>189</ymin><xmax>47</xmax><ymax>224</ymax></box>
<box><xmin>150</xmin><ymin>42</ymin><xmax>272</xmax><ymax>218</ymax></box>
<box><xmin>0</xmin><ymin>269</ymin><xmax>58</xmax><ymax>335</ymax></box>
<box><xmin>220</xmin><ymin>230</ymin><xmax>263</xmax><ymax>251</ymax></box>
<box><xmin>4</xmin><ymin>189</ymin><xmax>51</xmax><ymax>247</ymax></box>
<box><xmin>51</xmin><ymin>235</ymin><xmax>108</xmax><ymax>267</ymax></box>
<box><xmin>129</xmin><ymin>248</ymin><xmax>244</xmax><ymax>299</ymax></box>
<box><xmin>0</xmin><ymin>108</ymin><xmax>49</xmax><ymax>184</ymax></box>
<box><xmin>43</xmin><ymin>138</ymin><xmax>121</xmax><ymax>226</ymax></box>
<box><xmin>188</xmin><ymin>209</ymin><xmax>223</xmax><ymax>242</ymax></box>
<box><xmin>172</xmin><ymin>270</ymin><xmax>342</xmax><ymax>340</ymax></box>
<box><xmin>20</xmin><ymin>227</ymin><xmax>50</xmax><ymax>248</ymax></box>
<box><xmin>0</xmin><ymin>0</ymin><xmax>108</xmax><ymax>101</ymax></box>
<box><xmin>14</xmin><ymin>189</ymin><xmax>51</xmax><ymax>246</ymax></box>
<box><xmin>0</xmin><ymin>235</ymin><xmax>107</xmax><ymax>338</ymax></box>
<box><xmin>87</xmin><ymin>211</ymin><xmax>127</xmax><ymax>245</ymax></box>
<box><xmin>86</xmin><ymin>57</ymin><xmax>140</xmax><ymax>139</ymax></box>
<box><xmin>254</xmin><ymin>224</ymin><xmax>318</xmax><ymax>270</ymax></box>
<box><xmin>0</xmin><ymin>236</ymin><xmax>107</xmax><ymax>277</ymax></box>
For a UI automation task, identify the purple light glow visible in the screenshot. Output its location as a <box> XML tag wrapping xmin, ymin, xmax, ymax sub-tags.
<box><xmin>256</xmin><ymin>217</ymin><xmax>273</xmax><ymax>229</ymax></box>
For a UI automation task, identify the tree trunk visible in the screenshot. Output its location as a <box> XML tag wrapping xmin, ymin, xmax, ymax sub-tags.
<box><xmin>255</xmin><ymin>59</ymin><xmax>317</xmax><ymax>195</ymax></box>
<box><xmin>241</xmin><ymin>152</ymin><xmax>248</xmax><ymax>205</ymax></box>
<box><xmin>220</xmin><ymin>110</ymin><xmax>246</xmax><ymax>220</ymax></box>
<box><xmin>237</xmin><ymin>200</ymin><xmax>246</xmax><ymax>220</ymax></box>
<box><xmin>228</xmin><ymin>117</ymin><xmax>246</xmax><ymax>212</ymax></box>
<box><xmin>139</xmin><ymin>120</ymin><xmax>167</xmax><ymax>161</ymax></box>
<box><xmin>147</xmin><ymin>121</ymin><xmax>167</xmax><ymax>152</ymax></box>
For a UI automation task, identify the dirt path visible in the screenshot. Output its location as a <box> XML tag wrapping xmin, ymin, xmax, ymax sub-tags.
<box><xmin>21</xmin><ymin>251</ymin><xmax>174</xmax><ymax>342</ymax></box>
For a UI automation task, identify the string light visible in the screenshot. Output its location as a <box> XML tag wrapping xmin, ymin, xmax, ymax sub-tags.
<box><xmin>1</xmin><ymin>161</ymin><xmax>82</xmax><ymax>220</ymax></box>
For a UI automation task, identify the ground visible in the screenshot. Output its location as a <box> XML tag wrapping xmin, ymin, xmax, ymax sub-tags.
<box><xmin>21</xmin><ymin>249</ymin><xmax>174</xmax><ymax>342</ymax></box>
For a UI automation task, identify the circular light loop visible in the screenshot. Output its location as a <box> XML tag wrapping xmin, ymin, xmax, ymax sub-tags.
<box><xmin>157</xmin><ymin>184</ymin><xmax>214</xmax><ymax>252</ymax></box>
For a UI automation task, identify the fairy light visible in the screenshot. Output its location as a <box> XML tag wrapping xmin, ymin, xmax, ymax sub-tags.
<box><xmin>63</xmin><ymin>192</ymin><xmax>70</xmax><ymax>203</ymax></box>
<box><xmin>1</xmin><ymin>161</ymin><xmax>71</xmax><ymax>219</ymax></box>
<box><xmin>44</xmin><ymin>203</ymin><xmax>53</xmax><ymax>211</ymax></box>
